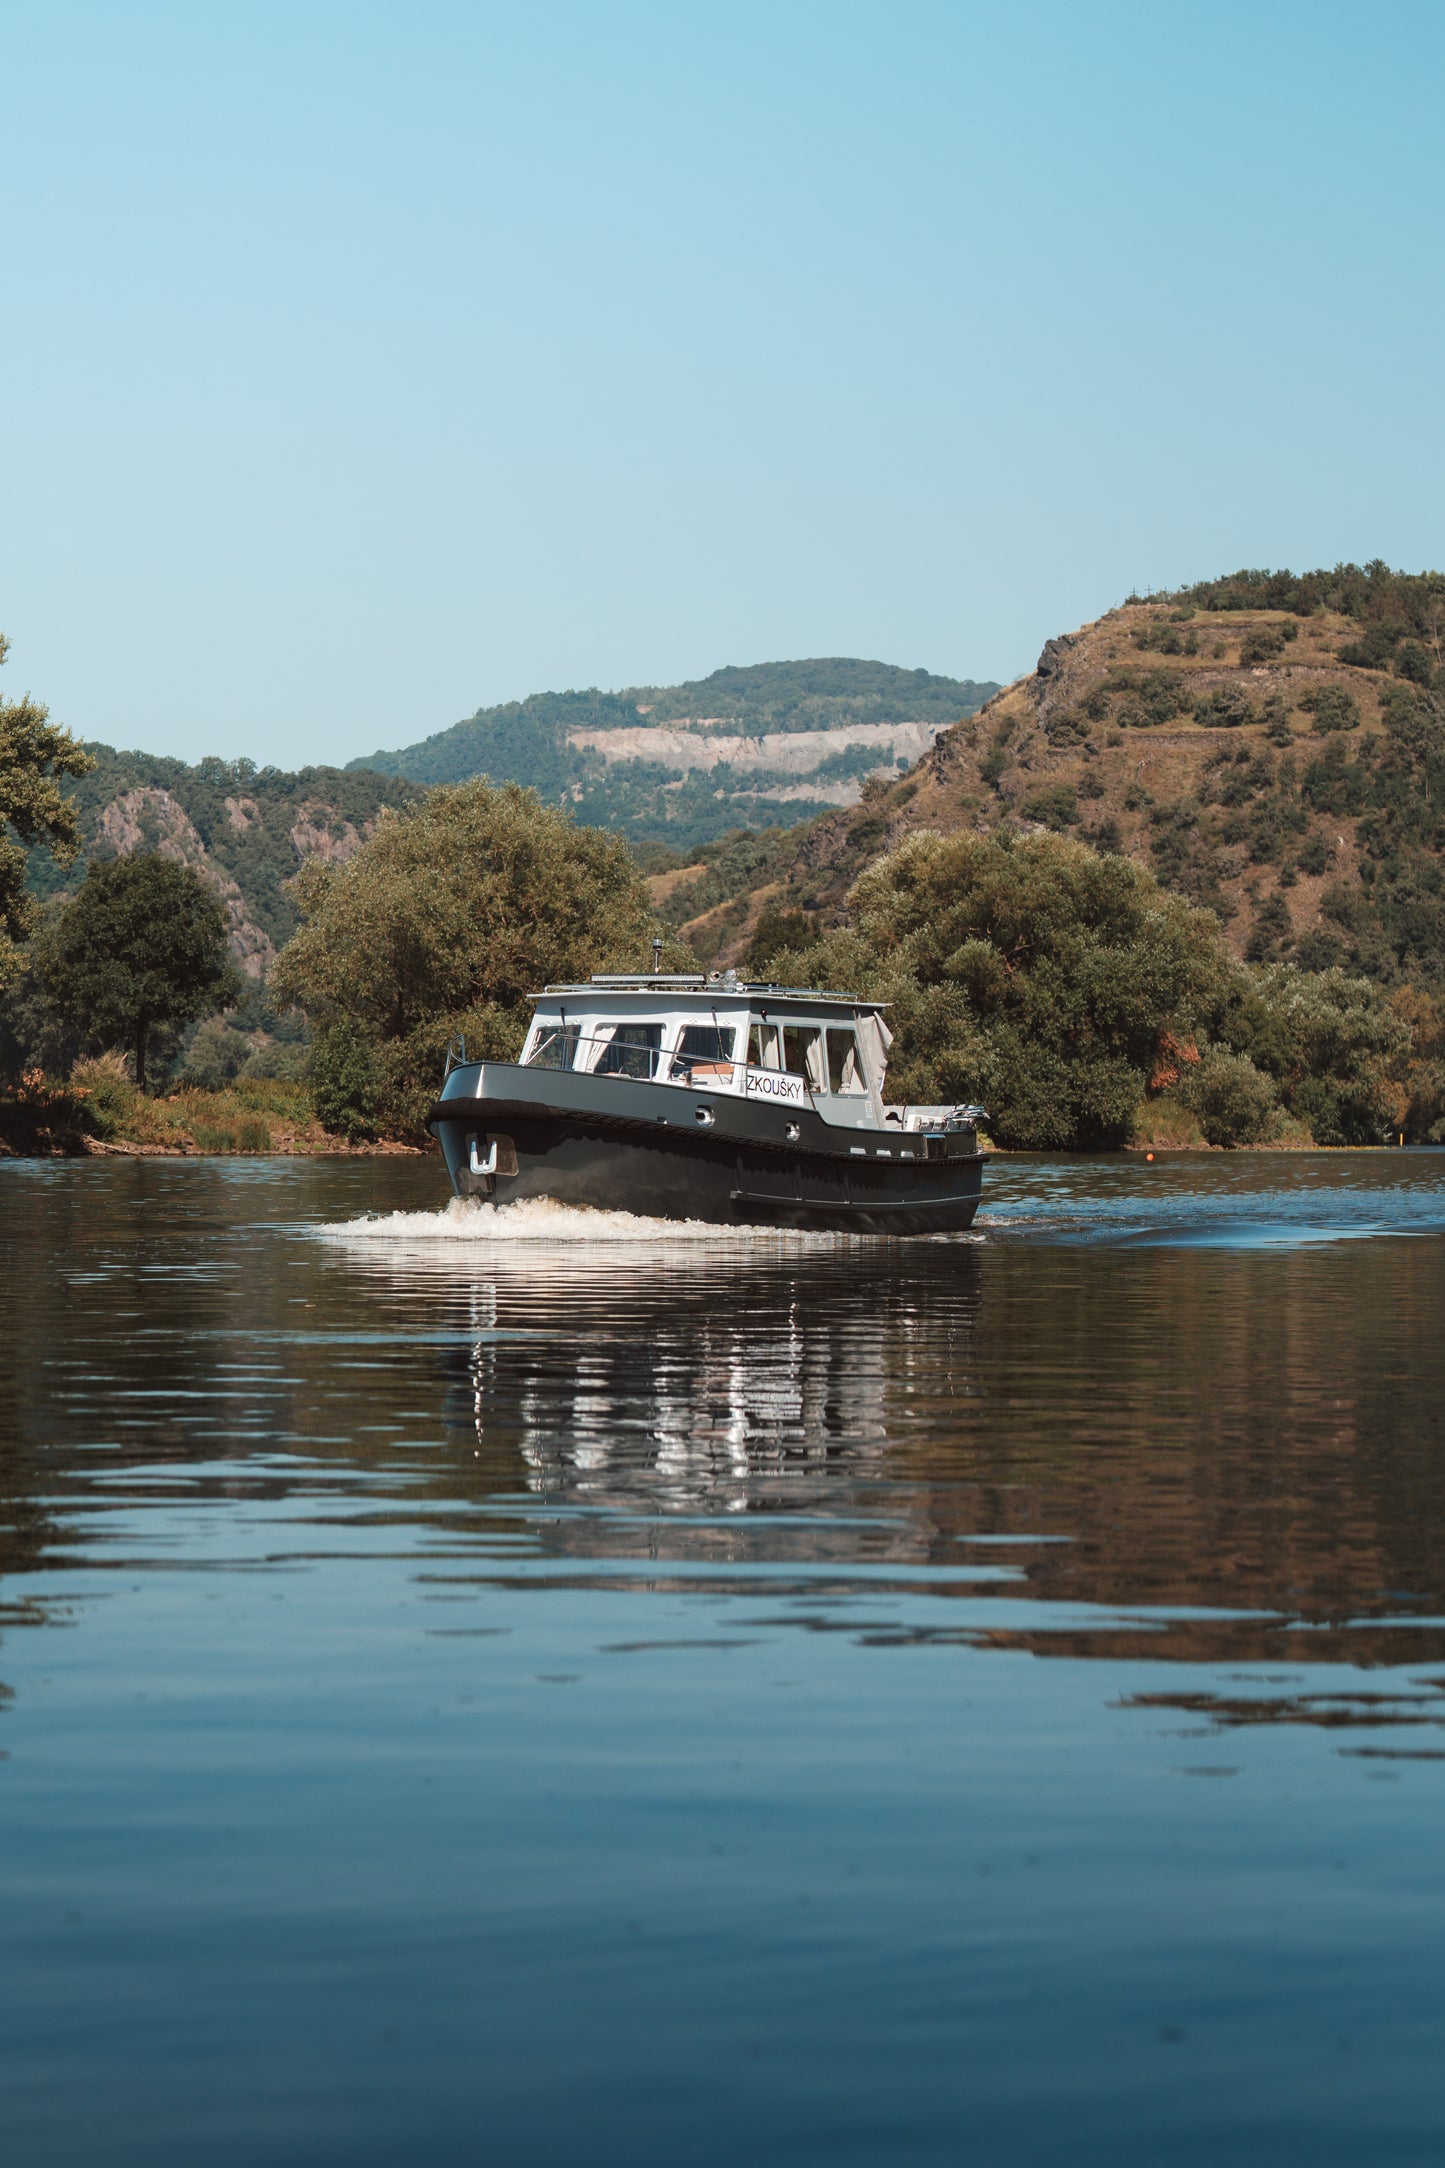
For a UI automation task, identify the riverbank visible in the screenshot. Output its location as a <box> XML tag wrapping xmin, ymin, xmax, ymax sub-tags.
<box><xmin>1</xmin><ymin>1060</ymin><xmax>1397</xmax><ymax>1162</ymax></box>
<box><xmin>0</xmin><ymin>1063</ymin><xmax>424</xmax><ymax>1159</ymax></box>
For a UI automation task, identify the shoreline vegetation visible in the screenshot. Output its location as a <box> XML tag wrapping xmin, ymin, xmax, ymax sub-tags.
<box><xmin>0</xmin><ymin>1062</ymin><xmax>422</xmax><ymax>1159</ymax></box>
<box><xmin>0</xmin><ymin>1055</ymin><xmax>1416</xmax><ymax>1161</ymax></box>
<box><xmin>3</xmin><ymin>569</ymin><xmax>1444</xmax><ymax>1164</ymax></box>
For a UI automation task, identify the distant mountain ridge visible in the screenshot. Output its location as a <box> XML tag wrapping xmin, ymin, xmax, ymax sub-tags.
<box><xmin>349</xmin><ymin>658</ymin><xmax>1000</xmax><ymax>851</ymax></box>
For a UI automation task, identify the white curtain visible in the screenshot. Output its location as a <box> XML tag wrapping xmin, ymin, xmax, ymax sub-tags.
<box><xmin>853</xmin><ymin>1010</ymin><xmax>893</xmax><ymax>1094</ymax></box>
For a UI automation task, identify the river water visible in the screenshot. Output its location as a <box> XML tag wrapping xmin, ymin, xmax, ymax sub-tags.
<box><xmin>3</xmin><ymin>1152</ymin><xmax>1445</xmax><ymax>2165</ymax></box>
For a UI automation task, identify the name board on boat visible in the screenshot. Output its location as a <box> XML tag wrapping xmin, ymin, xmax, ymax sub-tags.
<box><xmin>744</xmin><ymin>1065</ymin><xmax>808</xmax><ymax>1106</ymax></box>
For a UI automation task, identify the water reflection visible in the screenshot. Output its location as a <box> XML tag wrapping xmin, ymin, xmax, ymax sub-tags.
<box><xmin>8</xmin><ymin>1158</ymin><xmax>1445</xmax><ymax>2167</ymax></box>
<box><xmin>470</xmin><ymin>1268</ymin><xmax>920</xmax><ymax>1514</ymax></box>
<box><xmin>4</xmin><ymin>1156</ymin><xmax>1445</xmax><ymax>1663</ymax></box>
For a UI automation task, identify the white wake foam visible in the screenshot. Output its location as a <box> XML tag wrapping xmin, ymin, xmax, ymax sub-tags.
<box><xmin>316</xmin><ymin>1194</ymin><xmax>844</xmax><ymax>1250</ymax></box>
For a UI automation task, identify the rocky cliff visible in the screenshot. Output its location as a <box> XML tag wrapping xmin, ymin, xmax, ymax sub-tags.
<box><xmin>30</xmin><ymin>750</ymin><xmax>424</xmax><ymax>976</ymax></box>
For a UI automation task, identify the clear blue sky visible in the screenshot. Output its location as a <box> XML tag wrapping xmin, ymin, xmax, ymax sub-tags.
<box><xmin>3</xmin><ymin>1</ymin><xmax>1442</xmax><ymax>768</ymax></box>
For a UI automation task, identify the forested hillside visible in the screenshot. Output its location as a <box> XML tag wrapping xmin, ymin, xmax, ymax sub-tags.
<box><xmin>28</xmin><ymin>747</ymin><xmax>424</xmax><ymax>975</ymax></box>
<box><xmin>666</xmin><ymin>564</ymin><xmax>1445</xmax><ymax>1003</ymax></box>
<box><xmin>350</xmin><ymin>658</ymin><xmax>999</xmax><ymax>852</ymax></box>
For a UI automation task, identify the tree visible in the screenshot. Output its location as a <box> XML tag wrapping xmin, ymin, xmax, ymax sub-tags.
<box><xmin>1183</xmin><ymin>1049</ymin><xmax>1278</xmax><ymax>1146</ymax></box>
<box><xmin>308</xmin><ymin>1019</ymin><xmax>381</xmax><ymax>1142</ymax></box>
<box><xmin>765</xmin><ymin>829</ymin><xmax>1230</xmax><ymax>1148</ymax></box>
<box><xmin>33</xmin><ymin>855</ymin><xmax>238</xmax><ymax>1088</ymax></box>
<box><xmin>270</xmin><ymin>778</ymin><xmax>665</xmax><ymax>1135</ymax></box>
<box><xmin>1210</xmin><ymin>963</ymin><xmax>1409</xmax><ymax>1144</ymax></box>
<box><xmin>755</xmin><ymin>822</ymin><xmax>1418</xmax><ymax>1148</ymax></box>
<box><xmin>0</xmin><ymin>633</ymin><xmax>94</xmax><ymax>991</ymax></box>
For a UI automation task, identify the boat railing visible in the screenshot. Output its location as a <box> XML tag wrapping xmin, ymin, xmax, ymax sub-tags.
<box><xmin>525</xmin><ymin>1027</ymin><xmax>742</xmax><ymax>1090</ymax></box>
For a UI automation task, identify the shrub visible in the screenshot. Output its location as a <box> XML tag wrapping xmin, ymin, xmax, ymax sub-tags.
<box><xmin>1214</xmin><ymin>963</ymin><xmax>1409</xmax><ymax>1142</ymax></box>
<box><xmin>1184</xmin><ymin>1049</ymin><xmax>1278</xmax><ymax>1146</ymax></box>
<box><xmin>1194</xmin><ymin>687</ymin><xmax>1257</xmax><ymax>730</ymax></box>
<box><xmin>1240</xmin><ymin>623</ymin><xmax>1296</xmax><ymax>664</ymax></box>
<box><xmin>1297</xmin><ymin>684</ymin><xmax>1359</xmax><ymax>733</ymax></box>
<box><xmin>979</xmin><ymin>723</ymin><xmax>1015</xmax><ymax>785</ymax></box>
<box><xmin>1111</xmin><ymin>668</ymin><xmax>1195</xmax><ymax>728</ymax></box>
<box><xmin>1044</xmin><ymin>708</ymin><xmax>1090</xmax><ymax>747</ymax></box>
<box><xmin>309</xmin><ymin>1019</ymin><xmax>382</xmax><ymax>1142</ymax></box>
<box><xmin>69</xmin><ymin>1052</ymin><xmax>135</xmax><ymax>1139</ymax></box>
<box><xmin>1245</xmin><ymin>893</ymin><xmax>1292</xmax><ymax>962</ymax></box>
<box><xmin>747</xmin><ymin>907</ymin><xmax>815</xmax><ymax>974</ymax></box>
<box><xmin>1019</xmin><ymin>783</ymin><xmax>1080</xmax><ymax>831</ymax></box>
<box><xmin>181</xmin><ymin>1014</ymin><xmax>250</xmax><ymax>1091</ymax></box>
<box><xmin>239</xmin><ymin>1041</ymin><xmax>308</xmax><ymax>1082</ymax></box>
<box><xmin>0</xmin><ymin>1067</ymin><xmax>99</xmax><ymax>1154</ymax></box>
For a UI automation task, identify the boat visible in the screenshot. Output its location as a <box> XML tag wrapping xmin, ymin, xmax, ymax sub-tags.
<box><xmin>426</xmin><ymin>968</ymin><xmax>986</xmax><ymax>1235</ymax></box>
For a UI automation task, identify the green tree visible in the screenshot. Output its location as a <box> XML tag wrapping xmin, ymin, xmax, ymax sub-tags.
<box><xmin>270</xmin><ymin>778</ymin><xmax>665</xmax><ymax>1135</ymax></box>
<box><xmin>1183</xmin><ymin>1049</ymin><xmax>1278</xmax><ymax>1146</ymax></box>
<box><xmin>1211</xmin><ymin>963</ymin><xmax>1409</xmax><ymax>1144</ymax></box>
<box><xmin>0</xmin><ymin>634</ymin><xmax>94</xmax><ymax>990</ymax></box>
<box><xmin>766</xmin><ymin>829</ymin><xmax>1230</xmax><ymax>1148</ymax></box>
<box><xmin>34</xmin><ymin>855</ymin><xmax>238</xmax><ymax>1088</ymax></box>
<box><xmin>308</xmin><ymin>1019</ymin><xmax>382</xmax><ymax>1142</ymax></box>
<box><xmin>1297</xmin><ymin>684</ymin><xmax>1359</xmax><ymax>733</ymax></box>
<box><xmin>763</xmin><ymin>829</ymin><xmax>1414</xmax><ymax>1148</ymax></box>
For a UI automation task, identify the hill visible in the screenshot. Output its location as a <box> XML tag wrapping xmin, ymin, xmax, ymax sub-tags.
<box><xmin>662</xmin><ymin>565</ymin><xmax>1445</xmax><ymax>996</ymax></box>
<box><xmin>27</xmin><ymin>747</ymin><xmax>425</xmax><ymax>978</ymax></box>
<box><xmin>348</xmin><ymin>658</ymin><xmax>1000</xmax><ymax>854</ymax></box>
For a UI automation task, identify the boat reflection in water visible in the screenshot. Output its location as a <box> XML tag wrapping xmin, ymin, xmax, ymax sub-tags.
<box><xmin>319</xmin><ymin>1163</ymin><xmax>1445</xmax><ymax>1680</ymax></box>
<box><xmin>455</xmin><ymin>1240</ymin><xmax>980</xmax><ymax>1564</ymax></box>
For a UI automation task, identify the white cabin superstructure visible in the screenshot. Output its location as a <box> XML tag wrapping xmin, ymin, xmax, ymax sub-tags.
<box><xmin>518</xmin><ymin>974</ymin><xmax>964</xmax><ymax>1136</ymax></box>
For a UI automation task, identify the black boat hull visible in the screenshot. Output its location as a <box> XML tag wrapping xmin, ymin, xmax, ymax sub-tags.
<box><xmin>426</xmin><ymin>1064</ymin><xmax>983</xmax><ymax>1237</ymax></box>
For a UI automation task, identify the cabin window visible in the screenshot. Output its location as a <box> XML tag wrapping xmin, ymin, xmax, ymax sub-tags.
<box><xmin>747</xmin><ymin>1021</ymin><xmax>783</xmax><ymax>1070</ymax></box>
<box><xmin>591</xmin><ymin>1023</ymin><xmax>663</xmax><ymax>1080</ymax></box>
<box><xmin>670</xmin><ymin>1024</ymin><xmax>738</xmax><ymax>1084</ymax></box>
<box><xmin>826</xmin><ymin>1027</ymin><xmax>868</xmax><ymax>1095</ymax></box>
<box><xmin>525</xmin><ymin>1023</ymin><xmax>579</xmax><ymax>1071</ymax></box>
<box><xmin>782</xmin><ymin>1024</ymin><xmax>826</xmax><ymax>1091</ymax></box>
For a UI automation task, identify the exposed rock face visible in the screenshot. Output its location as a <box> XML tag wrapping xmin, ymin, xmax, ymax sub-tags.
<box><xmin>1035</xmin><ymin>634</ymin><xmax>1078</xmax><ymax>679</ymax></box>
<box><xmin>566</xmin><ymin>720</ymin><xmax>937</xmax><ymax>784</ymax></box>
<box><xmin>288</xmin><ymin>807</ymin><xmax>366</xmax><ymax>864</ymax></box>
<box><xmin>95</xmin><ymin>788</ymin><xmax>275</xmax><ymax>978</ymax></box>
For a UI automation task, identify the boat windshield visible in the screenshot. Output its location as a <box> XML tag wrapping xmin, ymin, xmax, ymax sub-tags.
<box><xmin>525</xmin><ymin>1024</ymin><xmax>580</xmax><ymax>1070</ymax></box>
<box><xmin>591</xmin><ymin>1023</ymin><xmax>664</xmax><ymax>1080</ymax></box>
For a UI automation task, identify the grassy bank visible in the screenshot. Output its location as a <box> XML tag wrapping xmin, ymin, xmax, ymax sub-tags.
<box><xmin>0</xmin><ymin>1059</ymin><xmax>422</xmax><ymax>1157</ymax></box>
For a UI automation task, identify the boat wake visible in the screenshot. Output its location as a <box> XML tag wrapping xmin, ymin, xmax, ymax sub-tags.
<box><xmin>316</xmin><ymin>1194</ymin><xmax>849</xmax><ymax>1251</ymax></box>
